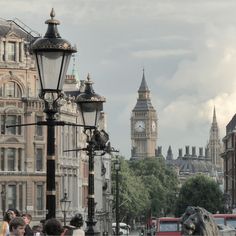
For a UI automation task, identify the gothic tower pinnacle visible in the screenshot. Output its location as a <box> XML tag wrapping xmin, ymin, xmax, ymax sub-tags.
<box><xmin>207</xmin><ymin>107</ymin><xmax>223</xmax><ymax>171</ymax></box>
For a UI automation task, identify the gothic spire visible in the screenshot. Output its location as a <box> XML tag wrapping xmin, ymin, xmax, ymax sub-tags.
<box><xmin>213</xmin><ymin>106</ymin><xmax>217</xmax><ymax>124</ymax></box>
<box><xmin>133</xmin><ymin>69</ymin><xmax>154</xmax><ymax>111</ymax></box>
<box><xmin>138</xmin><ymin>68</ymin><xmax>149</xmax><ymax>92</ymax></box>
<box><xmin>211</xmin><ymin>106</ymin><xmax>218</xmax><ymax>132</ymax></box>
<box><xmin>207</xmin><ymin>106</ymin><xmax>223</xmax><ymax>170</ymax></box>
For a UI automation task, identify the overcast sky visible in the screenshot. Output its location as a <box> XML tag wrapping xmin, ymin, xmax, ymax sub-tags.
<box><xmin>2</xmin><ymin>0</ymin><xmax>236</xmax><ymax>158</ymax></box>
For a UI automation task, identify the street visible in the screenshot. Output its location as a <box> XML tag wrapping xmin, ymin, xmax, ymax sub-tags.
<box><xmin>129</xmin><ymin>230</ymin><xmax>140</xmax><ymax>236</ymax></box>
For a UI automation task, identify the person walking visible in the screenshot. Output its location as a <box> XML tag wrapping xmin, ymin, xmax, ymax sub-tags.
<box><xmin>0</xmin><ymin>209</ymin><xmax>20</xmax><ymax>236</ymax></box>
<box><xmin>43</xmin><ymin>218</ymin><xmax>64</xmax><ymax>236</ymax></box>
<box><xmin>68</xmin><ymin>213</ymin><xmax>84</xmax><ymax>236</ymax></box>
<box><xmin>21</xmin><ymin>214</ymin><xmax>33</xmax><ymax>236</ymax></box>
<box><xmin>9</xmin><ymin>217</ymin><xmax>25</xmax><ymax>236</ymax></box>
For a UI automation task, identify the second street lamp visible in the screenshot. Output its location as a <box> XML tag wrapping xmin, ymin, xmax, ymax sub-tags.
<box><xmin>60</xmin><ymin>192</ymin><xmax>71</xmax><ymax>226</ymax></box>
<box><xmin>31</xmin><ymin>9</ymin><xmax>76</xmax><ymax>219</ymax></box>
<box><xmin>76</xmin><ymin>75</ymin><xmax>106</xmax><ymax>236</ymax></box>
<box><xmin>114</xmin><ymin>158</ymin><xmax>121</xmax><ymax>236</ymax></box>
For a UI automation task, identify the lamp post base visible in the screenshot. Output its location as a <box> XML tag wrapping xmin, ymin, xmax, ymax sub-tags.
<box><xmin>85</xmin><ymin>220</ymin><xmax>100</xmax><ymax>236</ymax></box>
<box><xmin>85</xmin><ymin>227</ymin><xmax>100</xmax><ymax>236</ymax></box>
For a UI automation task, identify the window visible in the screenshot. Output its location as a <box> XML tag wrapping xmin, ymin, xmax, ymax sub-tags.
<box><xmin>0</xmin><ymin>148</ymin><xmax>4</xmax><ymax>171</ymax></box>
<box><xmin>18</xmin><ymin>149</ymin><xmax>22</xmax><ymax>171</ymax></box>
<box><xmin>1</xmin><ymin>115</ymin><xmax>22</xmax><ymax>135</ymax></box>
<box><xmin>19</xmin><ymin>185</ymin><xmax>23</xmax><ymax>211</ymax></box>
<box><xmin>8</xmin><ymin>42</ymin><xmax>16</xmax><ymax>61</ymax></box>
<box><xmin>7</xmin><ymin>148</ymin><xmax>15</xmax><ymax>171</ymax></box>
<box><xmin>8</xmin><ymin>185</ymin><xmax>16</xmax><ymax>209</ymax></box>
<box><xmin>6</xmin><ymin>115</ymin><xmax>17</xmax><ymax>134</ymax></box>
<box><xmin>36</xmin><ymin>185</ymin><xmax>43</xmax><ymax>210</ymax></box>
<box><xmin>82</xmin><ymin>186</ymin><xmax>88</xmax><ymax>208</ymax></box>
<box><xmin>35</xmin><ymin>116</ymin><xmax>43</xmax><ymax>136</ymax></box>
<box><xmin>0</xmin><ymin>115</ymin><xmax>5</xmax><ymax>134</ymax></box>
<box><xmin>2</xmin><ymin>41</ymin><xmax>5</xmax><ymax>61</ymax></box>
<box><xmin>72</xmin><ymin>127</ymin><xmax>76</xmax><ymax>150</ymax></box>
<box><xmin>0</xmin><ymin>81</ymin><xmax>22</xmax><ymax>98</ymax></box>
<box><xmin>36</xmin><ymin>149</ymin><xmax>43</xmax><ymax>171</ymax></box>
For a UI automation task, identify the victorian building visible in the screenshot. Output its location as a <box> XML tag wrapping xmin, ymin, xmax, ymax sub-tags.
<box><xmin>222</xmin><ymin>113</ymin><xmax>236</xmax><ymax>208</ymax></box>
<box><xmin>0</xmin><ymin>17</ymin><xmax>112</xmax><ymax>233</ymax></box>
<box><xmin>130</xmin><ymin>70</ymin><xmax>158</xmax><ymax>159</ymax></box>
<box><xmin>162</xmin><ymin>108</ymin><xmax>222</xmax><ymax>186</ymax></box>
<box><xmin>173</xmin><ymin>146</ymin><xmax>218</xmax><ymax>185</ymax></box>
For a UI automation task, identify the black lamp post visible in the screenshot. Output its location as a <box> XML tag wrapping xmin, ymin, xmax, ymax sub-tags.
<box><xmin>60</xmin><ymin>192</ymin><xmax>71</xmax><ymax>226</ymax></box>
<box><xmin>114</xmin><ymin>158</ymin><xmax>120</xmax><ymax>236</ymax></box>
<box><xmin>76</xmin><ymin>75</ymin><xmax>105</xmax><ymax>236</ymax></box>
<box><xmin>31</xmin><ymin>8</ymin><xmax>76</xmax><ymax>220</ymax></box>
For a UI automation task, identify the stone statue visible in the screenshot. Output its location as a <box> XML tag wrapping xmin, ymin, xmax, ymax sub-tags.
<box><xmin>181</xmin><ymin>206</ymin><xmax>219</xmax><ymax>236</ymax></box>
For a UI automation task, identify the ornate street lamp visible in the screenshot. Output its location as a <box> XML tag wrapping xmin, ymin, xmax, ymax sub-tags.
<box><xmin>60</xmin><ymin>192</ymin><xmax>71</xmax><ymax>226</ymax></box>
<box><xmin>31</xmin><ymin>8</ymin><xmax>76</xmax><ymax>220</ymax></box>
<box><xmin>76</xmin><ymin>74</ymin><xmax>105</xmax><ymax>128</ymax></box>
<box><xmin>76</xmin><ymin>75</ymin><xmax>105</xmax><ymax>236</ymax></box>
<box><xmin>114</xmin><ymin>158</ymin><xmax>120</xmax><ymax>236</ymax></box>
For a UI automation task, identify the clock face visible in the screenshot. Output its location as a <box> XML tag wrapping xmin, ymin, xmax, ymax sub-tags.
<box><xmin>152</xmin><ymin>121</ymin><xmax>156</xmax><ymax>132</ymax></box>
<box><xmin>135</xmin><ymin>121</ymin><xmax>145</xmax><ymax>132</ymax></box>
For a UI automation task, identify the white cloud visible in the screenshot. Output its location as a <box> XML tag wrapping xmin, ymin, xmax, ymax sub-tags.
<box><xmin>2</xmin><ymin>0</ymin><xmax>236</xmax><ymax>157</ymax></box>
<box><xmin>131</xmin><ymin>49</ymin><xmax>192</xmax><ymax>59</ymax></box>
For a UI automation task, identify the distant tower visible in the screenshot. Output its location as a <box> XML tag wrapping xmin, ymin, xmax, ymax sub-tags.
<box><xmin>131</xmin><ymin>70</ymin><xmax>158</xmax><ymax>159</ymax></box>
<box><xmin>206</xmin><ymin>107</ymin><xmax>223</xmax><ymax>171</ymax></box>
<box><xmin>166</xmin><ymin>146</ymin><xmax>173</xmax><ymax>161</ymax></box>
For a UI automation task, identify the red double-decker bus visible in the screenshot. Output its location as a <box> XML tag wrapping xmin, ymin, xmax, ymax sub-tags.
<box><xmin>156</xmin><ymin>217</ymin><xmax>181</xmax><ymax>236</ymax></box>
<box><xmin>213</xmin><ymin>214</ymin><xmax>236</xmax><ymax>229</ymax></box>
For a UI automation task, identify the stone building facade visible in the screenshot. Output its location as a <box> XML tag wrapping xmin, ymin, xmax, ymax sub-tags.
<box><xmin>0</xmin><ymin>17</ymin><xmax>112</xmax><ymax>234</ymax></box>
<box><xmin>161</xmin><ymin>108</ymin><xmax>223</xmax><ymax>186</ymax></box>
<box><xmin>222</xmin><ymin>113</ymin><xmax>236</xmax><ymax>208</ymax></box>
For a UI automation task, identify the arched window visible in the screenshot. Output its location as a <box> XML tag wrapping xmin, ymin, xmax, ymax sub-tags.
<box><xmin>0</xmin><ymin>81</ymin><xmax>22</xmax><ymax>98</ymax></box>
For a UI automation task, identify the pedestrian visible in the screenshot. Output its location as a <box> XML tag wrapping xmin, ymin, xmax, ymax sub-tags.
<box><xmin>0</xmin><ymin>209</ymin><xmax>20</xmax><ymax>236</ymax></box>
<box><xmin>43</xmin><ymin>218</ymin><xmax>64</xmax><ymax>236</ymax></box>
<box><xmin>68</xmin><ymin>213</ymin><xmax>84</xmax><ymax>236</ymax></box>
<box><xmin>9</xmin><ymin>217</ymin><xmax>25</xmax><ymax>236</ymax></box>
<box><xmin>31</xmin><ymin>225</ymin><xmax>43</xmax><ymax>236</ymax></box>
<box><xmin>21</xmin><ymin>214</ymin><xmax>33</xmax><ymax>236</ymax></box>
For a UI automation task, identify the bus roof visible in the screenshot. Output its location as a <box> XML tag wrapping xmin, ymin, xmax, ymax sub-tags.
<box><xmin>213</xmin><ymin>214</ymin><xmax>236</xmax><ymax>218</ymax></box>
<box><xmin>158</xmin><ymin>217</ymin><xmax>181</xmax><ymax>222</ymax></box>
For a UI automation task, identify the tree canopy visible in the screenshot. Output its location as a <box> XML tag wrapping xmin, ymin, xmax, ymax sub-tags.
<box><xmin>129</xmin><ymin>158</ymin><xmax>179</xmax><ymax>217</ymax></box>
<box><xmin>112</xmin><ymin>156</ymin><xmax>150</xmax><ymax>224</ymax></box>
<box><xmin>175</xmin><ymin>174</ymin><xmax>224</xmax><ymax>216</ymax></box>
<box><xmin>111</xmin><ymin>156</ymin><xmax>179</xmax><ymax>225</ymax></box>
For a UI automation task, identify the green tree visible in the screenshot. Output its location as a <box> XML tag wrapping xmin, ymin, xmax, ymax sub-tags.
<box><xmin>175</xmin><ymin>174</ymin><xmax>224</xmax><ymax>216</ymax></box>
<box><xmin>112</xmin><ymin>156</ymin><xmax>150</xmax><ymax>225</ymax></box>
<box><xmin>129</xmin><ymin>158</ymin><xmax>179</xmax><ymax>217</ymax></box>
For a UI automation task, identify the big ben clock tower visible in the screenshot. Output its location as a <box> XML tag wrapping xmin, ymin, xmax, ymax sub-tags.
<box><xmin>131</xmin><ymin>70</ymin><xmax>158</xmax><ymax>159</ymax></box>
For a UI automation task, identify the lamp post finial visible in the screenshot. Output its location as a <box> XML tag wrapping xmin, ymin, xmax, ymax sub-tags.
<box><xmin>50</xmin><ymin>8</ymin><xmax>55</xmax><ymax>19</ymax></box>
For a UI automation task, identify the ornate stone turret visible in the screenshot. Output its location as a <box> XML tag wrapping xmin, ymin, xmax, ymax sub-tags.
<box><xmin>206</xmin><ymin>107</ymin><xmax>223</xmax><ymax>171</ymax></box>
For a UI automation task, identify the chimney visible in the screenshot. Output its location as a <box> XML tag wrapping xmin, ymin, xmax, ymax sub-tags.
<box><xmin>185</xmin><ymin>146</ymin><xmax>190</xmax><ymax>156</ymax></box>
<box><xmin>192</xmin><ymin>146</ymin><xmax>197</xmax><ymax>158</ymax></box>
<box><xmin>199</xmin><ymin>147</ymin><xmax>203</xmax><ymax>158</ymax></box>
<box><xmin>178</xmin><ymin>148</ymin><xmax>183</xmax><ymax>158</ymax></box>
<box><xmin>205</xmin><ymin>147</ymin><xmax>209</xmax><ymax>159</ymax></box>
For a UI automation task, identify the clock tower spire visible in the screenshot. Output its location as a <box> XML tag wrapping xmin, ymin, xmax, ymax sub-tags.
<box><xmin>131</xmin><ymin>70</ymin><xmax>158</xmax><ymax>159</ymax></box>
